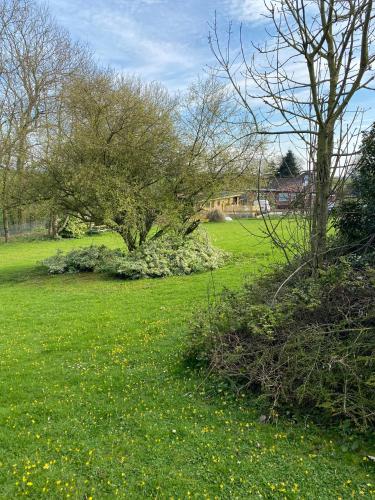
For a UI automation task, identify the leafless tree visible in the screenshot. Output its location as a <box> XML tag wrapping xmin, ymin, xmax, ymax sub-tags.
<box><xmin>0</xmin><ymin>0</ymin><xmax>89</xmax><ymax>241</ymax></box>
<box><xmin>177</xmin><ymin>74</ymin><xmax>265</xmax><ymax>233</ymax></box>
<box><xmin>210</xmin><ymin>0</ymin><xmax>374</xmax><ymax>268</ymax></box>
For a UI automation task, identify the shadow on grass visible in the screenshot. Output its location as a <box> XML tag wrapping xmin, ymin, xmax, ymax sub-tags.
<box><xmin>0</xmin><ymin>265</ymin><xmax>46</xmax><ymax>285</ymax></box>
<box><xmin>0</xmin><ymin>265</ymin><xmax>113</xmax><ymax>286</ymax></box>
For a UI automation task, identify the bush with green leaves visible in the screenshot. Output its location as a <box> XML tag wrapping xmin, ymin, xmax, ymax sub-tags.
<box><xmin>59</xmin><ymin>216</ymin><xmax>88</xmax><ymax>239</ymax></box>
<box><xmin>41</xmin><ymin>245</ymin><xmax>125</xmax><ymax>274</ymax></box>
<box><xmin>186</xmin><ymin>258</ymin><xmax>375</xmax><ymax>428</ymax></box>
<box><xmin>333</xmin><ymin>122</ymin><xmax>375</xmax><ymax>249</ymax></box>
<box><xmin>41</xmin><ymin>233</ymin><xmax>226</xmax><ymax>279</ymax></box>
<box><xmin>109</xmin><ymin>233</ymin><xmax>226</xmax><ymax>279</ymax></box>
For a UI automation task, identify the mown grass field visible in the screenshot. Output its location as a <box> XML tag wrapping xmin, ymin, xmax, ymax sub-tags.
<box><xmin>0</xmin><ymin>220</ymin><xmax>373</xmax><ymax>499</ymax></box>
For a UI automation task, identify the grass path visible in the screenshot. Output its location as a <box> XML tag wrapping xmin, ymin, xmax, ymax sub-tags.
<box><xmin>0</xmin><ymin>221</ymin><xmax>373</xmax><ymax>498</ymax></box>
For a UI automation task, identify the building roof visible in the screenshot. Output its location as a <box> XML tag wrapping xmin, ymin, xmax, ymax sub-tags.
<box><xmin>209</xmin><ymin>191</ymin><xmax>246</xmax><ymax>200</ymax></box>
<box><xmin>267</xmin><ymin>172</ymin><xmax>311</xmax><ymax>192</ymax></box>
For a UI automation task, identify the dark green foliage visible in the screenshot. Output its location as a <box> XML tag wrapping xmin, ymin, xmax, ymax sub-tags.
<box><xmin>355</xmin><ymin>123</ymin><xmax>375</xmax><ymax>222</ymax></box>
<box><xmin>41</xmin><ymin>233</ymin><xmax>226</xmax><ymax>279</ymax></box>
<box><xmin>275</xmin><ymin>150</ymin><xmax>300</xmax><ymax>177</ymax></box>
<box><xmin>187</xmin><ymin>258</ymin><xmax>375</xmax><ymax>428</ymax></box>
<box><xmin>332</xmin><ymin>199</ymin><xmax>364</xmax><ymax>244</ymax></box>
<box><xmin>333</xmin><ymin>122</ymin><xmax>375</xmax><ymax>247</ymax></box>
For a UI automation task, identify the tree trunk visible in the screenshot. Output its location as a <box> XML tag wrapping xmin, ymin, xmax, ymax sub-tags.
<box><xmin>49</xmin><ymin>215</ymin><xmax>59</xmax><ymax>239</ymax></box>
<box><xmin>183</xmin><ymin>219</ymin><xmax>200</xmax><ymax>236</ymax></box>
<box><xmin>2</xmin><ymin>208</ymin><xmax>10</xmax><ymax>243</ymax></box>
<box><xmin>139</xmin><ymin>212</ymin><xmax>156</xmax><ymax>245</ymax></box>
<box><xmin>311</xmin><ymin>126</ymin><xmax>334</xmax><ymax>269</ymax></box>
<box><xmin>48</xmin><ymin>218</ymin><xmax>53</xmax><ymax>237</ymax></box>
<box><xmin>15</xmin><ymin>131</ymin><xmax>28</xmax><ymax>226</ymax></box>
<box><xmin>119</xmin><ymin>228</ymin><xmax>137</xmax><ymax>252</ymax></box>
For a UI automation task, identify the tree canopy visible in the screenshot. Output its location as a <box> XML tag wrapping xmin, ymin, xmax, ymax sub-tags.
<box><xmin>46</xmin><ymin>74</ymin><xmax>180</xmax><ymax>250</ymax></box>
<box><xmin>45</xmin><ymin>72</ymin><xmax>260</xmax><ymax>250</ymax></box>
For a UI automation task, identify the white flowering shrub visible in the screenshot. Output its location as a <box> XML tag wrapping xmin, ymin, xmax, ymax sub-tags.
<box><xmin>112</xmin><ymin>233</ymin><xmax>226</xmax><ymax>279</ymax></box>
<box><xmin>41</xmin><ymin>233</ymin><xmax>226</xmax><ymax>279</ymax></box>
<box><xmin>41</xmin><ymin>250</ymin><xmax>68</xmax><ymax>274</ymax></box>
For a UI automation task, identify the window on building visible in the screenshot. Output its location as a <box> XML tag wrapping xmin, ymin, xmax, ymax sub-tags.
<box><xmin>278</xmin><ymin>192</ymin><xmax>289</xmax><ymax>202</ymax></box>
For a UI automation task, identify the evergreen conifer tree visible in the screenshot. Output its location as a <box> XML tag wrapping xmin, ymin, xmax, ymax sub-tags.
<box><xmin>275</xmin><ymin>150</ymin><xmax>300</xmax><ymax>177</ymax></box>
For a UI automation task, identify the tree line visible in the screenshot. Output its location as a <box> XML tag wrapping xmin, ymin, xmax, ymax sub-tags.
<box><xmin>0</xmin><ymin>0</ymin><xmax>262</xmax><ymax>248</ymax></box>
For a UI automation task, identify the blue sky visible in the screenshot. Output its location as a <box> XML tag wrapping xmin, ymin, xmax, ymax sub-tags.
<box><xmin>39</xmin><ymin>0</ymin><xmax>268</xmax><ymax>91</ymax></box>
<box><xmin>40</xmin><ymin>0</ymin><xmax>373</xmax><ymax>156</ymax></box>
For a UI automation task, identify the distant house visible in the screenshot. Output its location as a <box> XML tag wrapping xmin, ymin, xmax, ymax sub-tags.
<box><xmin>204</xmin><ymin>189</ymin><xmax>275</xmax><ymax>217</ymax></box>
<box><xmin>203</xmin><ymin>191</ymin><xmax>263</xmax><ymax>217</ymax></box>
<box><xmin>267</xmin><ymin>172</ymin><xmax>312</xmax><ymax>210</ymax></box>
<box><xmin>203</xmin><ymin>172</ymin><xmax>314</xmax><ymax>217</ymax></box>
<box><xmin>204</xmin><ymin>192</ymin><xmax>254</xmax><ymax>215</ymax></box>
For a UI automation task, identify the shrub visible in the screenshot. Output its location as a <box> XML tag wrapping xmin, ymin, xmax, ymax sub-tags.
<box><xmin>186</xmin><ymin>258</ymin><xmax>375</xmax><ymax>428</ymax></box>
<box><xmin>333</xmin><ymin>122</ymin><xmax>375</xmax><ymax>249</ymax></box>
<box><xmin>332</xmin><ymin>199</ymin><xmax>364</xmax><ymax>245</ymax></box>
<box><xmin>59</xmin><ymin>217</ymin><xmax>88</xmax><ymax>239</ymax></box>
<box><xmin>108</xmin><ymin>232</ymin><xmax>226</xmax><ymax>279</ymax></box>
<box><xmin>207</xmin><ymin>209</ymin><xmax>225</xmax><ymax>222</ymax></box>
<box><xmin>41</xmin><ymin>233</ymin><xmax>226</xmax><ymax>279</ymax></box>
<box><xmin>41</xmin><ymin>245</ymin><xmax>125</xmax><ymax>274</ymax></box>
<box><xmin>41</xmin><ymin>250</ymin><xmax>68</xmax><ymax>274</ymax></box>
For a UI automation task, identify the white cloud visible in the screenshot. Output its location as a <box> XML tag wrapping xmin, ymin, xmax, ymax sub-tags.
<box><xmin>42</xmin><ymin>0</ymin><xmax>209</xmax><ymax>90</ymax></box>
<box><xmin>93</xmin><ymin>10</ymin><xmax>189</xmax><ymax>64</ymax></box>
<box><xmin>228</xmin><ymin>0</ymin><xmax>269</xmax><ymax>23</ymax></box>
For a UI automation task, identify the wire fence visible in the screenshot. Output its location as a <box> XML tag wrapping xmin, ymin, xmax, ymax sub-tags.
<box><xmin>0</xmin><ymin>220</ymin><xmax>48</xmax><ymax>238</ymax></box>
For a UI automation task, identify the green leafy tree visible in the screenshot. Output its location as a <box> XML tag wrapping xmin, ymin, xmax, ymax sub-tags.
<box><xmin>175</xmin><ymin>75</ymin><xmax>262</xmax><ymax>233</ymax></box>
<box><xmin>46</xmin><ymin>72</ymin><xmax>260</xmax><ymax>250</ymax></box>
<box><xmin>0</xmin><ymin>0</ymin><xmax>88</xmax><ymax>241</ymax></box>
<box><xmin>275</xmin><ymin>150</ymin><xmax>300</xmax><ymax>177</ymax></box>
<box><xmin>46</xmin><ymin>73</ymin><xmax>180</xmax><ymax>251</ymax></box>
<box><xmin>334</xmin><ymin>122</ymin><xmax>375</xmax><ymax>246</ymax></box>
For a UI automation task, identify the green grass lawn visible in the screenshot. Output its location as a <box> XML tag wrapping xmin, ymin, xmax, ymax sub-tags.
<box><xmin>0</xmin><ymin>220</ymin><xmax>373</xmax><ymax>499</ymax></box>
